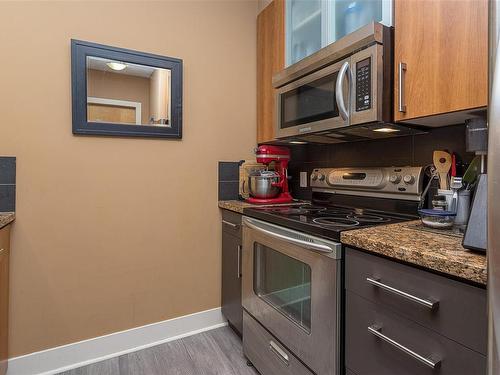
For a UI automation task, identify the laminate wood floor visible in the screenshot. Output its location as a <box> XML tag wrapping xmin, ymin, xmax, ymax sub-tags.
<box><xmin>57</xmin><ymin>327</ymin><xmax>259</xmax><ymax>375</ymax></box>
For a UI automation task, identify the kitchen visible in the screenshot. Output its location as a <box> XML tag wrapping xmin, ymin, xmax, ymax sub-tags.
<box><xmin>0</xmin><ymin>0</ymin><xmax>496</xmax><ymax>375</ymax></box>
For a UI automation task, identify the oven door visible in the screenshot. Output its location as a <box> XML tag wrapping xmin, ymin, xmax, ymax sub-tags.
<box><xmin>242</xmin><ymin>217</ymin><xmax>341</xmax><ymax>375</ymax></box>
<box><xmin>275</xmin><ymin>58</ymin><xmax>350</xmax><ymax>139</ymax></box>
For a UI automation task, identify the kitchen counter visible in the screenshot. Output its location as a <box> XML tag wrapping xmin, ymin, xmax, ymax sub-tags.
<box><xmin>341</xmin><ymin>220</ymin><xmax>487</xmax><ymax>286</ymax></box>
<box><xmin>0</xmin><ymin>212</ymin><xmax>15</xmax><ymax>229</ymax></box>
<box><xmin>218</xmin><ymin>200</ymin><xmax>307</xmax><ymax>214</ymax></box>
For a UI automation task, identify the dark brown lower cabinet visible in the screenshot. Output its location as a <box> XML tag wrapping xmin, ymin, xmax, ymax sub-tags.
<box><xmin>345</xmin><ymin>248</ymin><xmax>486</xmax><ymax>375</ymax></box>
<box><xmin>221</xmin><ymin>210</ymin><xmax>243</xmax><ymax>336</ymax></box>
<box><xmin>0</xmin><ymin>225</ymin><xmax>11</xmax><ymax>375</ymax></box>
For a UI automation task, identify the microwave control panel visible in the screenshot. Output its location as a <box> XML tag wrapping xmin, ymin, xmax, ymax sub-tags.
<box><xmin>355</xmin><ymin>58</ymin><xmax>372</xmax><ymax>112</ymax></box>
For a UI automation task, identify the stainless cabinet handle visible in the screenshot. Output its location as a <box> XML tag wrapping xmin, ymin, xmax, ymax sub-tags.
<box><xmin>269</xmin><ymin>340</ymin><xmax>289</xmax><ymax>365</ymax></box>
<box><xmin>398</xmin><ymin>62</ymin><xmax>407</xmax><ymax>112</ymax></box>
<box><xmin>237</xmin><ymin>245</ymin><xmax>242</xmax><ymax>279</ymax></box>
<box><xmin>368</xmin><ymin>324</ymin><xmax>441</xmax><ymax>369</ymax></box>
<box><xmin>0</xmin><ymin>248</ymin><xmax>4</xmax><ymax>255</ymax></box>
<box><xmin>336</xmin><ymin>61</ymin><xmax>351</xmax><ymax>121</ymax></box>
<box><xmin>222</xmin><ymin>220</ymin><xmax>239</xmax><ymax>229</ymax></box>
<box><xmin>366</xmin><ymin>277</ymin><xmax>439</xmax><ymax>309</ymax></box>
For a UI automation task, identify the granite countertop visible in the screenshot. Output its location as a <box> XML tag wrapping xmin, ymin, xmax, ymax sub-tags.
<box><xmin>0</xmin><ymin>212</ymin><xmax>15</xmax><ymax>229</ymax></box>
<box><xmin>341</xmin><ymin>220</ymin><xmax>487</xmax><ymax>285</ymax></box>
<box><xmin>218</xmin><ymin>200</ymin><xmax>307</xmax><ymax>214</ymax></box>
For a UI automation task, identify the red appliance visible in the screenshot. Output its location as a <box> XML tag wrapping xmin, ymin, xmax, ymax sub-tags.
<box><xmin>246</xmin><ymin>145</ymin><xmax>293</xmax><ymax>204</ymax></box>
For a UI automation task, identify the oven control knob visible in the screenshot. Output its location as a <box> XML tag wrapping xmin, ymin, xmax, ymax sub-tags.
<box><xmin>403</xmin><ymin>175</ymin><xmax>415</xmax><ymax>185</ymax></box>
<box><xmin>389</xmin><ymin>174</ymin><xmax>401</xmax><ymax>184</ymax></box>
<box><xmin>318</xmin><ymin>174</ymin><xmax>326</xmax><ymax>181</ymax></box>
<box><xmin>311</xmin><ymin>173</ymin><xmax>318</xmax><ymax>181</ymax></box>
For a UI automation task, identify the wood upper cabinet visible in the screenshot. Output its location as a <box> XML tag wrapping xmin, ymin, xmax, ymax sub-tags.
<box><xmin>0</xmin><ymin>226</ymin><xmax>10</xmax><ymax>375</ymax></box>
<box><xmin>394</xmin><ymin>0</ymin><xmax>488</xmax><ymax>123</ymax></box>
<box><xmin>257</xmin><ymin>0</ymin><xmax>285</xmax><ymax>144</ymax></box>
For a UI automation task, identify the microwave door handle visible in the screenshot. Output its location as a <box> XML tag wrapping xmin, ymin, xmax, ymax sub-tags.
<box><xmin>336</xmin><ymin>61</ymin><xmax>351</xmax><ymax>121</ymax></box>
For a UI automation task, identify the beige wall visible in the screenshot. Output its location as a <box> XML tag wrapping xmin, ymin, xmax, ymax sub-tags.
<box><xmin>0</xmin><ymin>0</ymin><xmax>257</xmax><ymax>357</ymax></box>
<box><xmin>87</xmin><ymin>68</ymin><xmax>151</xmax><ymax>124</ymax></box>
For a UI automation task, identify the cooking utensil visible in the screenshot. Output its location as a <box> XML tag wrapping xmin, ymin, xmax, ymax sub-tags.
<box><xmin>463</xmin><ymin>155</ymin><xmax>482</xmax><ymax>190</ymax></box>
<box><xmin>433</xmin><ymin>151</ymin><xmax>452</xmax><ymax>190</ymax></box>
<box><xmin>248</xmin><ymin>170</ymin><xmax>281</xmax><ymax>199</ymax></box>
<box><xmin>451</xmin><ymin>154</ymin><xmax>457</xmax><ymax>177</ymax></box>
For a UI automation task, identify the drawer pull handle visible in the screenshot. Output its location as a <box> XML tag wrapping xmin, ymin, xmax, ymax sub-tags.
<box><xmin>366</xmin><ymin>277</ymin><xmax>439</xmax><ymax>310</ymax></box>
<box><xmin>237</xmin><ymin>245</ymin><xmax>242</xmax><ymax>279</ymax></box>
<box><xmin>222</xmin><ymin>220</ymin><xmax>239</xmax><ymax>229</ymax></box>
<box><xmin>368</xmin><ymin>324</ymin><xmax>441</xmax><ymax>369</ymax></box>
<box><xmin>269</xmin><ymin>340</ymin><xmax>289</xmax><ymax>365</ymax></box>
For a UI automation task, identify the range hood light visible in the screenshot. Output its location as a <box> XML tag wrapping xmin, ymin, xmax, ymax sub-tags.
<box><xmin>106</xmin><ymin>62</ymin><xmax>127</xmax><ymax>71</ymax></box>
<box><xmin>373</xmin><ymin>127</ymin><xmax>400</xmax><ymax>133</ymax></box>
<box><xmin>289</xmin><ymin>141</ymin><xmax>308</xmax><ymax>144</ymax></box>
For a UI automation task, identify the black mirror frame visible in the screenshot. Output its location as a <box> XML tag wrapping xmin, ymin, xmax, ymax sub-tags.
<box><xmin>71</xmin><ymin>40</ymin><xmax>183</xmax><ymax>139</ymax></box>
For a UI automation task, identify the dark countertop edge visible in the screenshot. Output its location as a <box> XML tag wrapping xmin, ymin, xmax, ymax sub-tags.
<box><xmin>344</xmin><ymin>244</ymin><xmax>486</xmax><ymax>288</ymax></box>
<box><xmin>0</xmin><ymin>212</ymin><xmax>15</xmax><ymax>229</ymax></box>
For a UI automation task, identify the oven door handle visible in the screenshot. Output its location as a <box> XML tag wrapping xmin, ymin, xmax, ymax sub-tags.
<box><xmin>243</xmin><ymin>217</ymin><xmax>340</xmax><ymax>254</ymax></box>
<box><xmin>336</xmin><ymin>61</ymin><xmax>351</xmax><ymax>121</ymax></box>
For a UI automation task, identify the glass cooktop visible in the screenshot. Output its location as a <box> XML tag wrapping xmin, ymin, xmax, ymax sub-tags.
<box><xmin>243</xmin><ymin>204</ymin><xmax>414</xmax><ymax>241</ymax></box>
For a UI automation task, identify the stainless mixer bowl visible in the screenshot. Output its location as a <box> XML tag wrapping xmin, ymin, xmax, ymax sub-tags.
<box><xmin>248</xmin><ymin>171</ymin><xmax>281</xmax><ymax>199</ymax></box>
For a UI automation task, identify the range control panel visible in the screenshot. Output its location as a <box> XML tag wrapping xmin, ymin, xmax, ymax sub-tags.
<box><xmin>310</xmin><ymin>166</ymin><xmax>424</xmax><ymax>201</ymax></box>
<box><xmin>355</xmin><ymin>58</ymin><xmax>372</xmax><ymax>112</ymax></box>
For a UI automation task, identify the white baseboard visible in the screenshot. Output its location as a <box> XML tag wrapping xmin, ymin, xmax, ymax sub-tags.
<box><xmin>7</xmin><ymin>307</ymin><xmax>227</xmax><ymax>375</ymax></box>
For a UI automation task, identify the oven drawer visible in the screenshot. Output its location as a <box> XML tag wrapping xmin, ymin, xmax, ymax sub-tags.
<box><xmin>346</xmin><ymin>291</ymin><xmax>486</xmax><ymax>375</ymax></box>
<box><xmin>243</xmin><ymin>311</ymin><xmax>314</xmax><ymax>375</ymax></box>
<box><xmin>345</xmin><ymin>247</ymin><xmax>487</xmax><ymax>354</ymax></box>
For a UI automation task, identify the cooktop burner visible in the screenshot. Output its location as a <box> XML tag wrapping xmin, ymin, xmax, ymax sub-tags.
<box><xmin>312</xmin><ymin>217</ymin><xmax>360</xmax><ymax>227</ymax></box>
<box><xmin>242</xmin><ymin>202</ymin><xmax>416</xmax><ymax>241</ymax></box>
<box><xmin>347</xmin><ymin>214</ymin><xmax>391</xmax><ymax>223</ymax></box>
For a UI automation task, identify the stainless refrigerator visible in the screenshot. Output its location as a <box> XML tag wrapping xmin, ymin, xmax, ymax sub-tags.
<box><xmin>489</xmin><ymin>1</ymin><xmax>500</xmax><ymax>374</ymax></box>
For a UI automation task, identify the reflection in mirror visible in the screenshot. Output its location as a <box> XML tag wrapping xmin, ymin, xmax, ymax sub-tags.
<box><xmin>86</xmin><ymin>56</ymin><xmax>171</xmax><ymax>126</ymax></box>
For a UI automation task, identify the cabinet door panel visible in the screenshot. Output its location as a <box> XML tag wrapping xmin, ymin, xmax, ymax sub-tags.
<box><xmin>257</xmin><ymin>0</ymin><xmax>285</xmax><ymax>144</ymax></box>
<box><xmin>222</xmin><ymin>231</ymin><xmax>242</xmax><ymax>335</ymax></box>
<box><xmin>394</xmin><ymin>0</ymin><xmax>488</xmax><ymax>121</ymax></box>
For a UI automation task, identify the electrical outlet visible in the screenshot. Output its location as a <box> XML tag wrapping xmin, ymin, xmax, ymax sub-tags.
<box><xmin>300</xmin><ymin>172</ymin><xmax>308</xmax><ymax>188</ymax></box>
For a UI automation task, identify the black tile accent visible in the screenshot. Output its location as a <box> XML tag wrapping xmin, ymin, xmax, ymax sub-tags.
<box><xmin>218</xmin><ymin>162</ymin><xmax>240</xmax><ymax>182</ymax></box>
<box><xmin>0</xmin><ymin>157</ymin><xmax>16</xmax><ymax>185</ymax></box>
<box><xmin>287</xmin><ymin>124</ymin><xmax>473</xmax><ymax>199</ymax></box>
<box><xmin>218</xmin><ymin>181</ymin><xmax>239</xmax><ymax>201</ymax></box>
<box><xmin>0</xmin><ymin>185</ymin><xmax>15</xmax><ymax>212</ymax></box>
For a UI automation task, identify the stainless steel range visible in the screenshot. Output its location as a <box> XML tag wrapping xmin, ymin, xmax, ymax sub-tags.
<box><xmin>241</xmin><ymin>166</ymin><xmax>424</xmax><ymax>375</ymax></box>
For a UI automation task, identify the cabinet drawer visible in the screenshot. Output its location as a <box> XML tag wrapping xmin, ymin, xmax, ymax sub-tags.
<box><xmin>346</xmin><ymin>291</ymin><xmax>486</xmax><ymax>375</ymax></box>
<box><xmin>243</xmin><ymin>311</ymin><xmax>313</xmax><ymax>375</ymax></box>
<box><xmin>345</xmin><ymin>248</ymin><xmax>487</xmax><ymax>354</ymax></box>
<box><xmin>222</xmin><ymin>210</ymin><xmax>242</xmax><ymax>238</ymax></box>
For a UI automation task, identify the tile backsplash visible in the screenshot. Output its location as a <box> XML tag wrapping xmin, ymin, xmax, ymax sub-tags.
<box><xmin>288</xmin><ymin>124</ymin><xmax>472</xmax><ymax>200</ymax></box>
<box><xmin>0</xmin><ymin>157</ymin><xmax>16</xmax><ymax>211</ymax></box>
<box><xmin>218</xmin><ymin>161</ymin><xmax>240</xmax><ymax>201</ymax></box>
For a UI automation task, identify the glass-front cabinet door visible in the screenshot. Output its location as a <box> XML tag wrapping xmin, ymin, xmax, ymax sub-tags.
<box><xmin>286</xmin><ymin>0</ymin><xmax>392</xmax><ymax>66</ymax></box>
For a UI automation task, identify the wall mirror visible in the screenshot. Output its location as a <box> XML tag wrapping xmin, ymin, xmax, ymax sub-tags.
<box><xmin>72</xmin><ymin>40</ymin><xmax>183</xmax><ymax>138</ymax></box>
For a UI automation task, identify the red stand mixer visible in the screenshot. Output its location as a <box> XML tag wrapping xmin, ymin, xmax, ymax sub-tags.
<box><xmin>246</xmin><ymin>145</ymin><xmax>293</xmax><ymax>204</ymax></box>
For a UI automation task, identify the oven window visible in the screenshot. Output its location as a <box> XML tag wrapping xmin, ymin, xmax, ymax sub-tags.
<box><xmin>253</xmin><ymin>243</ymin><xmax>311</xmax><ymax>332</ymax></box>
<box><xmin>280</xmin><ymin>72</ymin><xmax>339</xmax><ymax>129</ymax></box>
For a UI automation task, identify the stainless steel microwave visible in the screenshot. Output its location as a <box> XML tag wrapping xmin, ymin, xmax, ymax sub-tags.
<box><xmin>273</xmin><ymin>23</ymin><xmax>395</xmax><ymax>141</ymax></box>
